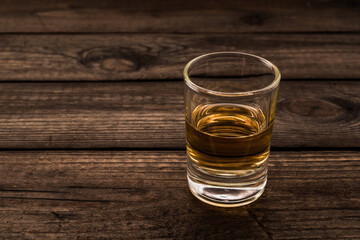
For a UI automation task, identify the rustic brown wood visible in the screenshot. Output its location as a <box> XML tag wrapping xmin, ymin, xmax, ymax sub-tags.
<box><xmin>0</xmin><ymin>150</ymin><xmax>359</xmax><ymax>239</ymax></box>
<box><xmin>0</xmin><ymin>1</ymin><xmax>358</xmax><ymax>238</ymax></box>
<box><xmin>0</xmin><ymin>34</ymin><xmax>359</xmax><ymax>81</ymax></box>
<box><xmin>0</xmin><ymin>0</ymin><xmax>358</xmax><ymax>33</ymax></box>
<box><xmin>0</xmin><ymin>81</ymin><xmax>358</xmax><ymax>149</ymax></box>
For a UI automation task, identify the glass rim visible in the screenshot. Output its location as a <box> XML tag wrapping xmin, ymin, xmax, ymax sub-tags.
<box><xmin>183</xmin><ymin>51</ymin><xmax>281</xmax><ymax>97</ymax></box>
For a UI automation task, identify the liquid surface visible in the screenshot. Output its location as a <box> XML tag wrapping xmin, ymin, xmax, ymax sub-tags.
<box><xmin>186</xmin><ymin>103</ymin><xmax>273</xmax><ymax>175</ymax></box>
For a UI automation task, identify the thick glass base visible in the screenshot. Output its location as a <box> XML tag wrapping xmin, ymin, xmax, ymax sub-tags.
<box><xmin>187</xmin><ymin>158</ymin><xmax>267</xmax><ymax>207</ymax></box>
<box><xmin>187</xmin><ymin>174</ymin><xmax>266</xmax><ymax>207</ymax></box>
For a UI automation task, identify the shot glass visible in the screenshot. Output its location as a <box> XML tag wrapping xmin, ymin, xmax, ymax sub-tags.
<box><xmin>184</xmin><ymin>52</ymin><xmax>281</xmax><ymax>207</ymax></box>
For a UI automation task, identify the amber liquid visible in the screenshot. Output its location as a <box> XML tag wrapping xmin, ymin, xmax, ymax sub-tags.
<box><xmin>186</xmin><ymin>103</ymin><xmax>273</xmax><ymax>175</ymax></box>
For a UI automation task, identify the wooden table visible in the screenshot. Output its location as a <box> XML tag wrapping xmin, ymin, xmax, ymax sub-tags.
<box><xmin>0</xmin><ymin>1</ymin><xmax>359</xmax><ymax>239</ymax></box>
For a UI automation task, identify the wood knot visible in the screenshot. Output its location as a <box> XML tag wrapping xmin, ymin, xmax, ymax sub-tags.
<box><xmin>78</xmin><ymin>47</ymin><xmax>157</xmax><ymax>72</ymax></box>
<box><xmin>278</xmin><ymin>98</ymin><xmax>347</xmax><ymax>122</ymax></box>
<box><xmin>102</xmin><ymin>58</ymin><xmax>136</xmax><ymax>71</ymax></box>
<box><xmin>240</xmin><ymin>13</ymin><xmax>269</xmax><ymax>26</ymax></box>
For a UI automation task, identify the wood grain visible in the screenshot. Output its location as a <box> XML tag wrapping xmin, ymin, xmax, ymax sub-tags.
<box><xmin>0</xmin><ymin>0</ymin><xmax>358</xmax><ymax>33</ymax></box>
<box><xmin>0</xmin><ymin>1</ymin><xmax>358</xmax><ymax>239</ymax></box>
<box><xmin>0</xmin><ymin>81</ymin><xmax>358</xmax><ymax>149</ymax></box>
<box><xmin>0</xmin><ymin>150</ymin><xmax>359</xmax><ymax>239</ymax></box>
<box><xmin>0</xmin><ymin>34</ymin><xmax>359</xmax><ymax>81</ymax></box>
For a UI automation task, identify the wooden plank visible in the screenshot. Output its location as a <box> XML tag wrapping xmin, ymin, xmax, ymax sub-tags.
<box><xmin>0</xmin><ymin>150</ymin><xmax>359</xmax><ymax>239</ymax></box>
<box><xmin>0</xmin><ymin>34</ymin><xmax>359</xmax><ymax>80</ymax></box>
<box><xmin>0</xmin><ymin>0</ymin><xmax>358</xmax><ymax>33</ymax></box>
<box><xmin>0</xmin><ymin>81</ymin><xmax>358</xmax><ymax>149</ymax></box>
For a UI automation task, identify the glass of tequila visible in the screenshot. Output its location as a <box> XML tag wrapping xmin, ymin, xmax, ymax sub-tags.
<box><xmin>184</xmin><ymin>52</ymin><xmax>281</xmax><ymax>207</ymax></box>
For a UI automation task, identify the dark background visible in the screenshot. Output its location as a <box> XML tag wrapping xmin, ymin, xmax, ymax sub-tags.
<box><xmin>0</xmin><ymin>0</ymin><xmax>359</xmax><ymax>239</ymax></box>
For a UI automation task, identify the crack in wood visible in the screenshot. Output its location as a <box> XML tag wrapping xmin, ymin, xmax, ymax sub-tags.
<box><xmin>248</xmin><ymin>209</ymin><xmax>273</xmax><ymax>240</ymax></box>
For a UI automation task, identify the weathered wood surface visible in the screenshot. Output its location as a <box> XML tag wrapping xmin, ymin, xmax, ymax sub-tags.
<box><xmin>0</xmin><ymin>0</ymin><xmax>358</xmax><ymax>33</ymax></box>
<box><xmin>0</xmin><ymin>150</ymin><xmax>359</xmax><ymax>239</ymax></box>
<box><xmin>0</xmin><ymin>0</ymin><xmax>358</xmax><ymax>238</ymax></box>
<box><xmin>0</xmin><ymin>81</ymin><xmax>358</xmax><ymax>149</ymax></box>
<box><xmin>0</xmin><ymin>34</ymin><xmax>359</xmax><ymax>81</ymax></box>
